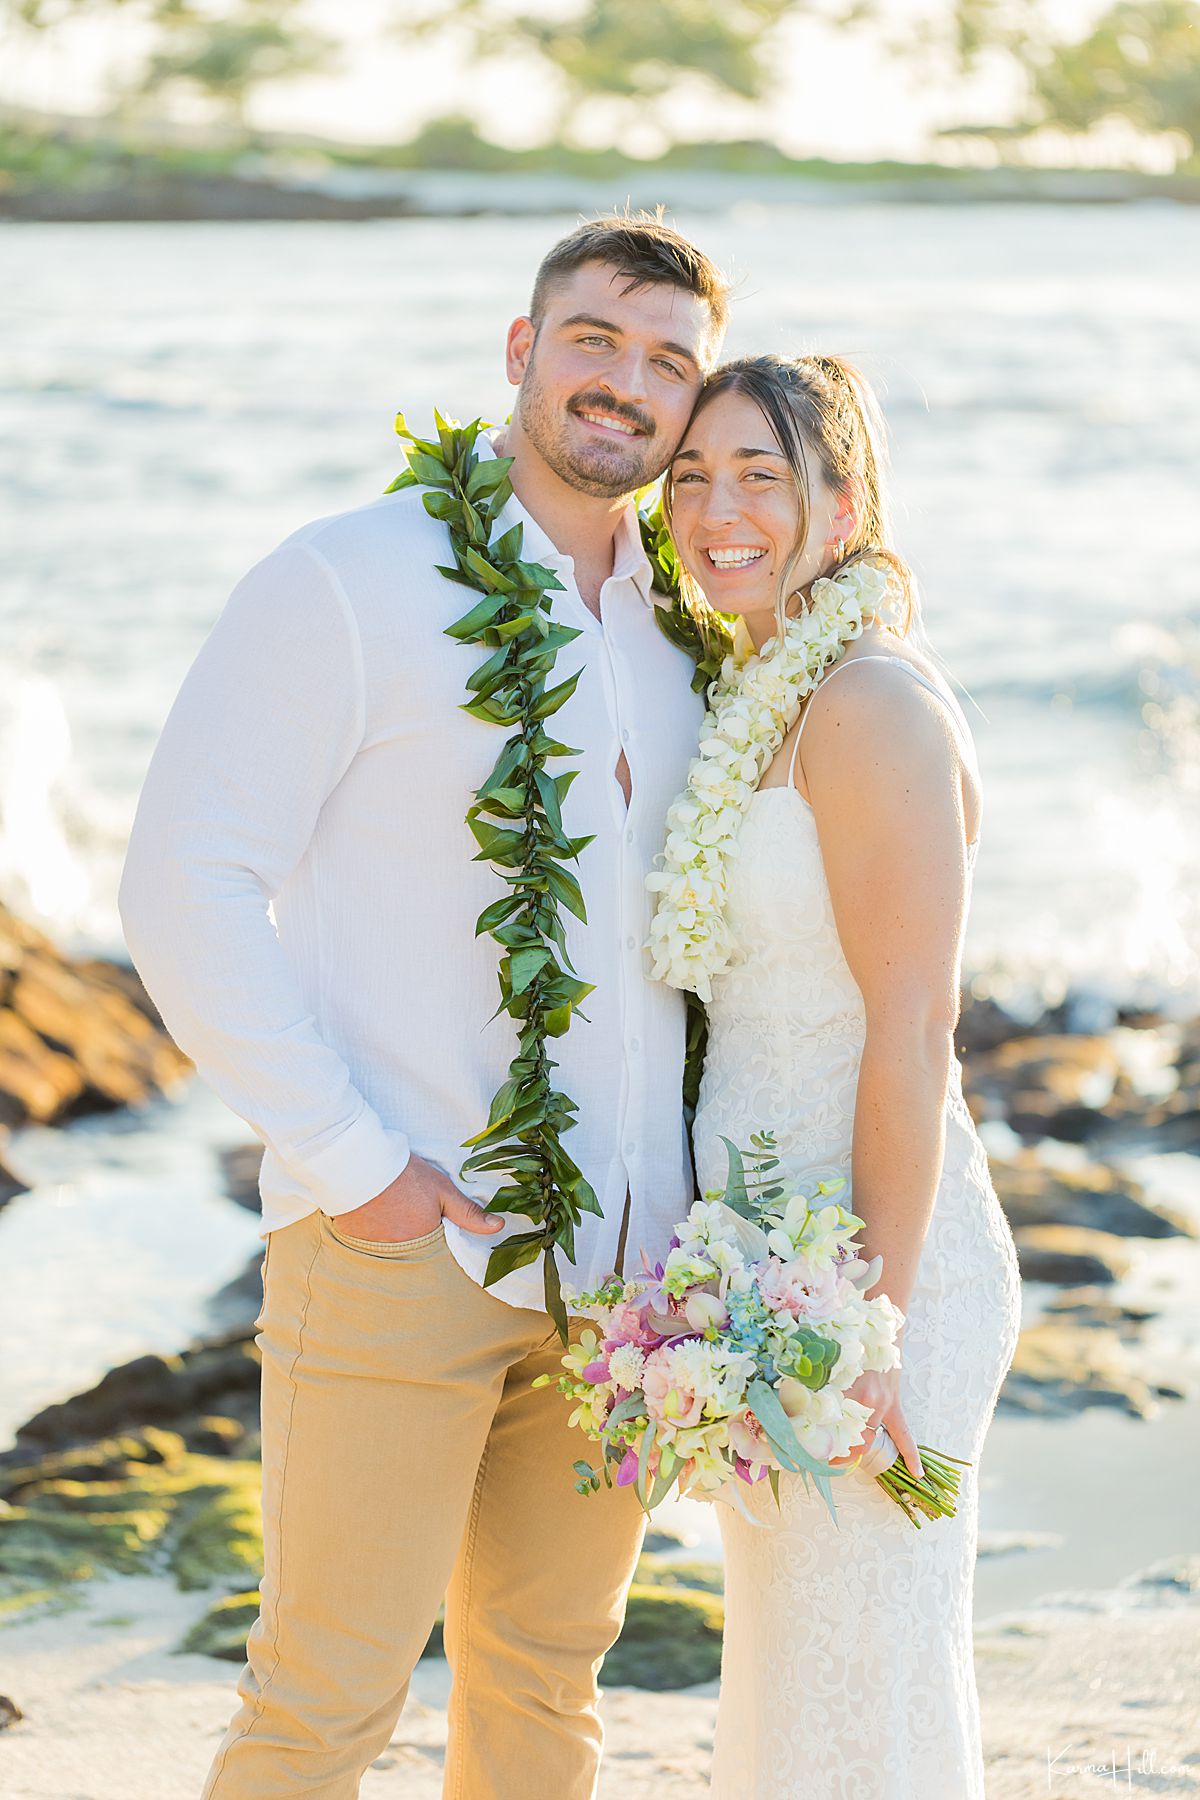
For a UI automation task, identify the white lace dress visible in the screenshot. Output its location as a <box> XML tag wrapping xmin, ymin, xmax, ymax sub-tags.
<box><xmin>692</xmin><ymin>658</ymin><xmax>1022</xmax><ymax>1800</ymax></box>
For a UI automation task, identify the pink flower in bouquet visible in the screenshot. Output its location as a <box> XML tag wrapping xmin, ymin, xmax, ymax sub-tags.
<box><xmin>642</xmin><ymin>1347</ymin><xmax>705</xmax><ymax>1429</ymax></box>
<box><xmin>608</xmin><ymin>1303</ymin><xmax>662</xmax><ymax>1349</ymax></box>
<box><xmin>757</xmin><ymin>1254</ymin><xmax>843</xmax><ymax>1324</ymax></box>
<box><xmin>727</xmin><ymin>1408</ymin><xmax>771</xmax><ymax>1471</ymax></box>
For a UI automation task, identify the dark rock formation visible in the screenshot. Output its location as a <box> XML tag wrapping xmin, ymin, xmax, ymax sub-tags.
<box><xmin>7</xmin><ymin>1331</ymin><xmax>261</xmax><ymax>1458</ymax></box>
<box><xmin>1012</xmin><ymin>1224</ymin><xmax>1132</xmax><ymax>1286</ymax></box>
<box><xmin>0</xmin><ymin>903</ymin><xmax>190</xmax><ymax>1143</ymax></box>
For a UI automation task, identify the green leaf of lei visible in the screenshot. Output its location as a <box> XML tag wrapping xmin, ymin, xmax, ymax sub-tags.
<box><xmin>639</xmin><ymin>491</ymin><xmax>735</xmax><ymax>1196</ymax></box>
<box><xmin>389</xmin><ymin>411</ymin><xmax>601</xmax><ymax>1342</ymax></box>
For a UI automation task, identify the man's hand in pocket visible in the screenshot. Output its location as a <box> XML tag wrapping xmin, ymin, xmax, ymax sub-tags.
<box><xmin>329</xmin><ymin>1155</ymin><xmax>505</xmax><ymax>1244</ymax></box>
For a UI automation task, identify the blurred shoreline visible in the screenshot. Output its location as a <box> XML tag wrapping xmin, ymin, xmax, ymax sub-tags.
<box><xmin>4</xmin><ymin>114</ymin><xmax>1200</xmax><ymax>221</ymax></box>
<box><xmin>7</xmin><ymin>165</ymin><xmax>1200</xmax><ymax>222</ymax></box>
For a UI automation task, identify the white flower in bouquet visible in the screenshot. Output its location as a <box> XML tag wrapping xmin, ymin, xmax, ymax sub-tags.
<box><xmin>606</xmin><ymin>1343</ymin><xmax>648</xmax><ymax>1392</ymax></box>
<box><xmin>778</xmin><ymin>1379</ymin><xmax>874</xmax><ymax>1463</ymax></box>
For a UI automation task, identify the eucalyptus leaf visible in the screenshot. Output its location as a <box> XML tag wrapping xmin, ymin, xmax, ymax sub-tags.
<box><xmin>636</xmin><ymin>1419</ymin><xmax>658</xmax><ymax>1514</ymax></box>
<box><xmin>719</xmin><ymin>1136</ymin><xmax>752</xmax><ymax>1217</ymax></box>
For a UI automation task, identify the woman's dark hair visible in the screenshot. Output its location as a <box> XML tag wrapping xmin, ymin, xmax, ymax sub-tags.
<box><xmin>665</xmin><ymin>352</ymin><xmax>914</xmax><ymax>632</ymax></box>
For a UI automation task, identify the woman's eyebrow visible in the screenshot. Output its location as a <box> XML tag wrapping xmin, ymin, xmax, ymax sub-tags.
<box><xmin>672</xmin><ymin>446</ymin><xmax>786</xmax><ymax>463</ymax></box>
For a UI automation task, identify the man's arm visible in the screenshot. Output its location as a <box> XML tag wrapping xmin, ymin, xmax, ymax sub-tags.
<box><xmin>118</xmin><ymin>536</ymin><xmax>410</xmax><ymax>1217</ymax></box>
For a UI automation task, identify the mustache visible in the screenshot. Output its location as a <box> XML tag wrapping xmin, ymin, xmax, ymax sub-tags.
<box><xmin>568</xmin><ymin>391</ymin><xmax>656</xmax><ymax>438</ymax></box>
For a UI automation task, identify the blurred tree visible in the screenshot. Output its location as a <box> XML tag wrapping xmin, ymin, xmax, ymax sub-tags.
<box><xmin>401</xmin><ymin>0</ymin><xmax>838</xmax><ymax>126</ymax></box>
<box><xmin>1025</xmin><ymin>1</ymin><xmax>1200</xmax><ymax>151</ymax></box>
<box><xmin>893</xmin><ymin>0</ymin><xmax>1200</xmax><ymax>160</ymax></box>
<box><xmin>500</xmin><ymin>0</ymin><xmax>796</xmax><ymax>106</ymax></box>
<box><xmin>0</xmin><ymin>0</ymin><xmax>334</xmax><ymax>130</ymax></box>
<box><xmin>133</xmin><ymin>0</ymin><xmax>334</xmax><ymax>126</ymax></box>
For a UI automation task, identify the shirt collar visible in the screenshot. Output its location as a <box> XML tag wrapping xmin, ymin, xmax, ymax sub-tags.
<box><xmin>478</xmin><ymin>429</ymin><xmax>655</xmax><ymax>608</ymax></box>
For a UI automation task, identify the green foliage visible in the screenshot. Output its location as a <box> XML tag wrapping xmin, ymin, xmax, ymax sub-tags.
<box><xmin>601</xmin><ymin>1583</ymin><xmax>725</xmax><ymax>1689</ymax></box>
<box><xmin>634</xmin><ymin>1551</ymin><xmax>725</xmax><ymax>1593</ymax></box>
<box><xmin>639</xmin><ymin>490</ymin><xmax>733</xmax><ymax>696</ymax></box>
<box><xmin>638</xmin><ymin>487</ymin><xmax>732</xmax><ymax>1182</ymax></box>
<box><xmin>178</xmin><ymin>1589</ymin><xmax>262</xmax><ymax>1660</ymax></box>
<box><xmin>184</xmin><ymin>1567</ymin><xmax>727</xmax><ymax>1680</ymax></box>
<box><xmin>393</xmin><ymin>412</ymin><xmax>605</xmax><ymax>1340</ymax></box>
<box><xmin>134</xmin><ymin>0</ymin><xmax>335</xmax><ymax>123</ymax></box>
<box><xmin>1028</xmin><ymin>1</ymin><xmax>1200</xmax><ymax>152</ymax></box>
<box><xmin>401</xmin><ymin>0</ymin><xmax>801</xmax><ymax>114</ymax></box>
<box><xmin>929</xmin><ymin>0</ymin><xmax>1200</xmax><ymax>160</ymax></box>
<box><xmin>0</xmin><ymin>1429</ymin><xmax>264</xmax><ymax>1623</ymax></box>
<box><xmin>501</xmin><ymin>0</ymin><xmax>796</xmax><ymax>106</ymax></box>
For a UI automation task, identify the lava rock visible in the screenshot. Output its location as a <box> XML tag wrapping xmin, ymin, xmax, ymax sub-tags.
<box><xmin>1013</xmin><ymin>1225</ymin><xmax>1132</xmax><ymax>1286</ymax></box>
<box><xmin>999</xmin><ymin>1321</ymin><xmax>1157</xmax><ymax>1418</ymax></box>
<box><xmin>219</xmin><ymin>1144</ymin><xmax>264</xmax><ymax>1214</ymax></box>
<box><xmin>0</xmin><ymin>1133</ymin><xmax>27</xmax><ymax>1207</ymax></box>
<box><xmin>8</xmin><ymin>1330</ymin><xmax>261</xmax><ymax>1456</ymax></box>
<box><xmin>991</xmin><ymin>1155</ymin><xmax>1190</xmax><ymax>1240</ymax></box>
<box><xmin>0</xmin><ymin>903</ymin><xmax>190</xmax><ymax>1129</ymax></box>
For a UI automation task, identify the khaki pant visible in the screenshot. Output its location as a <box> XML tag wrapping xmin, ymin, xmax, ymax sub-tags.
<box><xmin>202</xmin><ymin>1209</ymin><xmax>646</xmax><ymax>1800</ymax></box>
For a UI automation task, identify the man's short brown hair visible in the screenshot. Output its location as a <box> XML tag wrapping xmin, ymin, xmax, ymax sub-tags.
<box><xmin>530</xmin><ymin>209</ymin><xmax>730</xmax><ymax>358</ymax></box>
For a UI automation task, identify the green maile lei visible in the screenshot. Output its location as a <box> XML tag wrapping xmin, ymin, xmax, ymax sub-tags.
<box><xmin>387</xmin><ymin>411</ymin><xmax>731</xmax><ymax>1338</ymax></box>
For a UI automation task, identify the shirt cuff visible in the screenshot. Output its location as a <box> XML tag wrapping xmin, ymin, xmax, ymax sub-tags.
<box><xmin>295</xmin><ymin>1117</ymin><xmax>412</xmax><ymax>1216</ymax></box>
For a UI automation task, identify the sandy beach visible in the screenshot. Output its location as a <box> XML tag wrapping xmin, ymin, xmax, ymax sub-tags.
<box><xmin>3</xmin><ymin>1560</ymin><xmax>1199</xmax><ymax>1798</ymax></box>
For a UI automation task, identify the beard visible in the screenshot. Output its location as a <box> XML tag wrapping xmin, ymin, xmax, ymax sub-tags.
<box><xmin>516</xmin><ymin>354</ymin><xmax>668</xmax><ymax>499</ymax></box>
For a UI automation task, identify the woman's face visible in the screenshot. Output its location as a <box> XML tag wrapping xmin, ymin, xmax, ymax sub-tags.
<box><xmin>669</xmin><ymin>388</ymin><xmax>844</xmax><ymax>630</ymax></box>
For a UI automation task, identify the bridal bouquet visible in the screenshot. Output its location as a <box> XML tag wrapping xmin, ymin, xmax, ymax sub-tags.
<box><xmin>536</xmin><ymin>1137</ymin><xmax>967</xmax><ymax>1528</ymax></box>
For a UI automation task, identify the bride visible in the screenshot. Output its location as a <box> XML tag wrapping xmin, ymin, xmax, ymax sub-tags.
<box><xmin>656</xmin><ymin>352</ymin><xmax>1022</xmax><ymax>1798</ymax></box>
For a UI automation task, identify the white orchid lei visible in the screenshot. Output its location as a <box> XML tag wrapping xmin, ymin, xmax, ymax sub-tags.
<box><xmin>647</xmin><ymin>557</ymin><xmax>898</xmax><ymax>1001</ymax></box>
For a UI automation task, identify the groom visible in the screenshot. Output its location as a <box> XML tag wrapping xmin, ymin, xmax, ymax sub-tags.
<box><xmin>118</xmin><ymin>213</ymin><xmax>729</xmax><ymax>1798</ymax></box>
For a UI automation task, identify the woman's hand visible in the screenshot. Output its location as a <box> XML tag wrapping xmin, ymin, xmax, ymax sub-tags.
<box><xmin>828</xmin><ymin>1367</ymin><xmax>924</xmax><ymax>1481</ymax></box>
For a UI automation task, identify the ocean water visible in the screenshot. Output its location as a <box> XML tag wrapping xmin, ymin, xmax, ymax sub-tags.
<box><xmin>1</xmin><ymin>205</ymin><xmax>1199</xmax><ymax>1006</ymax></box>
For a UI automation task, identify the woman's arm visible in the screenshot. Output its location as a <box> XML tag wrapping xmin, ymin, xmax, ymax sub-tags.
<box><xmin>798</xmin><ymin>657</ymin><xmax>972</xmax><ymax>1469</ymax></box>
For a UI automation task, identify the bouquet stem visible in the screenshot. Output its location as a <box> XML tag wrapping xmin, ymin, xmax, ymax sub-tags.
<box><xmin>876</xmin><ymin>1445</ymin><xmax>970</xmax><ymax>1526</ymax></box>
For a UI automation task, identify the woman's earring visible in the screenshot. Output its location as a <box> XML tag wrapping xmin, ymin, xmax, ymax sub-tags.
<box><xmin>833</xmin><ymin>537</ymin><xmax>846</xmax><ymax>564</ymax></box>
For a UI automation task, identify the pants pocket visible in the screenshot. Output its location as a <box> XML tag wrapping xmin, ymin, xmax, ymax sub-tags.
<box><xmin>321</xmin><ymin>1214</ymin><xmax>447</xmax><ymax>1261</ymax></box>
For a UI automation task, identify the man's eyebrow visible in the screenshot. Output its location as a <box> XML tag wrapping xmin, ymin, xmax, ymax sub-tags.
<box><xmin>560</xmin><ymin>313</ymin><xmax>701</xmax><ymax>367</ymax></box>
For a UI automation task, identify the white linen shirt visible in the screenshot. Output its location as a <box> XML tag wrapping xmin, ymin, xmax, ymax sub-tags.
<box><xmin>118</xmin><ymin>439</ymin><xmax>704</xmax><ymax>1312</ymax></box>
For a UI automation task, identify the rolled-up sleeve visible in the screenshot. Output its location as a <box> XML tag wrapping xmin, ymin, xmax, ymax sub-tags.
<box><xmin>118</xmin><ymin>537</ymin><xmax>410</xmax><ymax>1215</ymax></box>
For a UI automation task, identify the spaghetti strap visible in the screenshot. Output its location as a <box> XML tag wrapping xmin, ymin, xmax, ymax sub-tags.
<box><xmin>790</xmin><ymin>654</ymin><xmax>976</xmax><ymax>785</ymax></box>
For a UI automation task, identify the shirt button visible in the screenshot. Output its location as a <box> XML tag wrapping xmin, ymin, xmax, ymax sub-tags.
<box><xmin>626</xmin><ymin>934</ymin><xmax>637</xmax><ymax>950</ymax></box>
<box><xmin>621</xmin><ymin>728</ymin><xmax>631</xmax><ymax>744</ymax></box>
<box><xmin>625</xmin><ymin>1142</ymin><xmax>637</xmax><ymax>1158</ymax></box>
<box><xmin>629</xmin><ymin>1038</ymin><xmax>641</xmax><ymax>1053</ymax></box>
<box><xmin>625</xmin><ymin>827</ymin><xmax>635</xmax><ymax>846</ymax></box>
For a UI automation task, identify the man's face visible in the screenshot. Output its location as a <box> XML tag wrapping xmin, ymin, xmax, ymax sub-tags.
<box><xmin>507</xmin><ymin>261</ymin><xmax>718</xmax><ymax>498</ymax></box>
